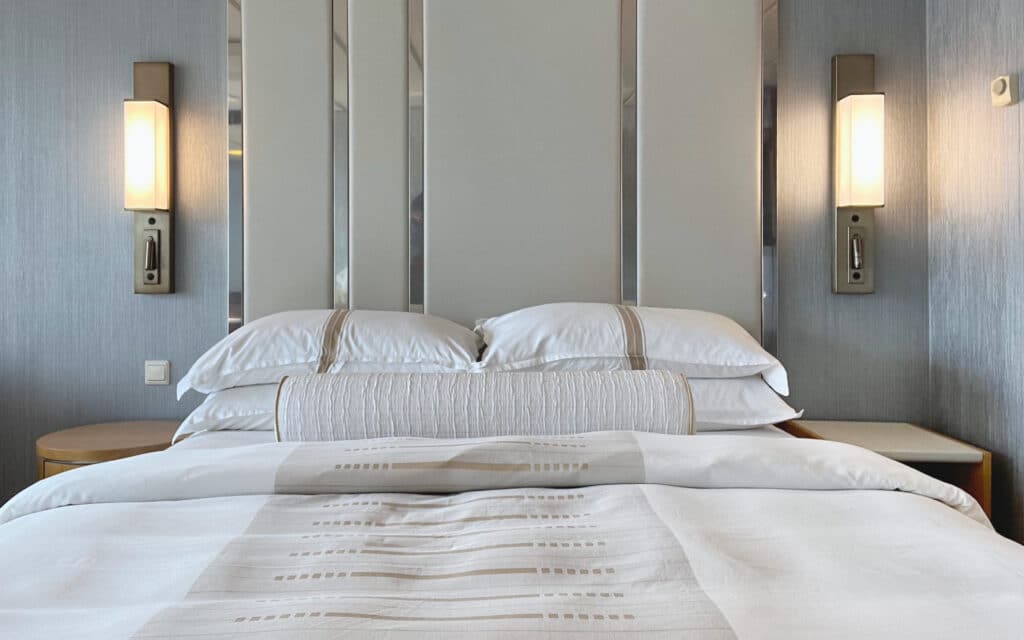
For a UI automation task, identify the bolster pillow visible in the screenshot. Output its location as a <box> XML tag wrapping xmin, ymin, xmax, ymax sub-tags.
<box><xmin>275</xmin><ymin>370</ymin><xmax>694</xmax><ymax>441</ymax></box>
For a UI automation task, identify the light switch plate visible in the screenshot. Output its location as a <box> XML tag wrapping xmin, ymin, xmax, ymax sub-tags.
<box><xmin>145</xmin><ymin>360</ymin><xmax>170</xmax><ymax>385</ymax></box>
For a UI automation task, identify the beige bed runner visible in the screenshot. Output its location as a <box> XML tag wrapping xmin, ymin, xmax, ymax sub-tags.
<box><xmin>136</xmin><ymin>435</ymin><xmax>733</xmax><ymax>638</ymax></box>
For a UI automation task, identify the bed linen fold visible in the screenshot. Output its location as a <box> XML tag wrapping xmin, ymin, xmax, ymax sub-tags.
<box><xmin>0</xmin><ymin>431</ymin><xmax>985</xmax><ymax>526</ymax></box>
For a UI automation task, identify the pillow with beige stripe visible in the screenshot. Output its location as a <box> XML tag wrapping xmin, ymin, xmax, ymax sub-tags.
<box><xmin>177</xmin><ymin>309</ymin><xmax>481</xmax><ymax>398</ymax></box>
<box><xmin>474</xmin><ymin>302</ymin><xmax>789</xmax><ymax>395</ymax></box>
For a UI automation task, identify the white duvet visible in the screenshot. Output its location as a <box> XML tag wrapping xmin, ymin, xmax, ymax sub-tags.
<box><xmin>1</xmin><ymin>431</ymin><xmax>1022</xmax><ymax>638</ymax></box>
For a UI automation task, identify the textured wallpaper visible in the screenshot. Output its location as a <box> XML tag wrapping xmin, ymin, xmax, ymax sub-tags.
<box><xmin>927</xmin><ymin>0</ymin><xmax>1024</xmax><ymax>541</ymax></box>
<box><xmin>777</xmin><ymin>0</ymin><xmax>930</xmax><ymax>422</ymax></box>
<box><xmin>0</xmin><ymin>0</ymin><xmax>227</xmax><ymax>502</ymax></box>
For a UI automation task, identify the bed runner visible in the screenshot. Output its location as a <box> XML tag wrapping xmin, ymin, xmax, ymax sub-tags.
<box><xmin>135</xmin><ymin>436</ymin><xmax>735</xmax><ymax>638</ymax></box>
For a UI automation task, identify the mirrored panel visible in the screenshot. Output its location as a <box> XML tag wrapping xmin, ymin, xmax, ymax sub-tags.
<box><xmin>228</xmin><ymin>0</ymin><xmax>243</xmax><ymax>331</ymax></box>
<box><xmin>333</xmin><ymin>0</ymin><xmax>349</xmax><ymax>308</ymax></box>
<box><xmin>761</xmin><ymin>0</ymin><xmax>778</xmax><ymax>351</ymax></box>
<box><xmin>620</xmin><ymin>0</ymin><xmax>637</xmax><ymax>306</ymax></box>
<box><xmin>408</xmin><ymin>0</ymin><xmax>424</xmax><ymax>312</ymax></box>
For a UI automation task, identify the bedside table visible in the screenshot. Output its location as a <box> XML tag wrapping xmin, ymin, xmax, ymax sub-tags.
<box><xmin>36</xmin><ymin>421</ymin><xmax>179</xmax><ymax>480</ymax></box>
<box><xmin>780</xmin><ymin>420</ymin><xmax>992</xmax><ymax>517</ymax></box>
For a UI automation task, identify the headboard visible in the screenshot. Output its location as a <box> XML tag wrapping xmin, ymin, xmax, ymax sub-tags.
<box><xmin>241</xmin><ymin>0</ymin><xmax>762</xmax><ymax>337</ymax></box>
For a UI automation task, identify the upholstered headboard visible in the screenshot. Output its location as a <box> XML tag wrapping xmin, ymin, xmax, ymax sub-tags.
<box><xmin>241</xmin><ymin>0</ymin><xmax>762</xmax><ymax>337</ymax></box>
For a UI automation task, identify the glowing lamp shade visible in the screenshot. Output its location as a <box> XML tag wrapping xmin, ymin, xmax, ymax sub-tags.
<box><xmin>124</xmin><ymin>100</ymin><xmax>171</xmax><ymax>210</ymax></box>
<box><xmin>834</xmin><ymin>93</ymin><xmax>884</xmax><ymax>208</ymax></box>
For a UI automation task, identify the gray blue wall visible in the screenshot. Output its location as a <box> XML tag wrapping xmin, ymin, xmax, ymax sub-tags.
<box><xmin>0</xmin><ymin>0</ymin><xmax>226</xmax><ymax>502</ymax></box>
<box><xmin>927</xmin><ymin>0</ymin><xmax>1024</xmax><ymax>541</ymax></box>
<box><xmin>777</xmin><ymin>0</ymin><xmax>930</xmax><ymax>423</ymax></box>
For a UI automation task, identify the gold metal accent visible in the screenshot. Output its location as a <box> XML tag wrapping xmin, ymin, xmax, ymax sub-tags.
<box><xmin>831</xmin><ymin>54</ymin><xmax>874</xmax><ymax>102</ymax></box>
<box><xmin>133</xmin><ymin>62</ymin><xmax>174</xmax><ymax>106</ymax></box>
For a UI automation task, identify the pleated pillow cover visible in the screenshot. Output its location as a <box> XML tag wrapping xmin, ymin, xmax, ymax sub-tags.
<box><xmin>275</xmin><ymin>370</ymin><xmax>694</xmax><ymax>441</ymax></box>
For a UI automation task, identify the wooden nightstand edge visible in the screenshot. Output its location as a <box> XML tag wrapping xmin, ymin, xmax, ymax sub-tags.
<box><xmin>780</xmin><ymin>420</ymin><xmax>993</xmax><ymax>520</ymax></box>
<box><xmin>778</xmin><ymin>421</ymin><xmax>824</xmax><ymax>440</ymax></box>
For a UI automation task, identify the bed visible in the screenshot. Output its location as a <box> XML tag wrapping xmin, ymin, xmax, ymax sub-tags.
<box><xmin>1</xmin><ymin>305</ymin><xmax>1023</xmax><ymax>638</ymax></box>
<box><xmin>2</xmin><ymin>429</ymin><xmax>1022</xmax><ymax>637</ymax></box>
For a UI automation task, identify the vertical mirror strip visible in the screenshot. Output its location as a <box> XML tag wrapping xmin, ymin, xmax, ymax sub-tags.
<box><xmin>761</xmin><ymin>0</ymin><xmax>778</xmax><ymax>351</ymax></box>
<box><xmin>227</xmin><ymin>0</ymin><xmax>244</xmax><ymax>332</ymax></box>
<box><xmin>408</xmin><ymin>0</ymin><xmax>424</xmax><ymax>312</ymax></box>
<box><xmin>333</xmin><ymin>0</ymin><xmax>350</xmax><ymax>308</ymax></box>
<box><xmin>620</xmin><ymin>0</ymin><xmax>637</xmax><ymax>306</ymax></box>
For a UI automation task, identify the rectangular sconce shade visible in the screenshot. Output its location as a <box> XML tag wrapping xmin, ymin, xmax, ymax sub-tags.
<box><xmin>834</xmin><ymin>93</ymin><xmax>885</xmax><ymax>208</ymax></box>
<box><xmin>124</xmin><ymin>99</ymin><xmax>171</xmax><ymax>210</ymax></box>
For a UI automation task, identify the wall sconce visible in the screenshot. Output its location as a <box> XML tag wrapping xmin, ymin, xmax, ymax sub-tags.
<box><xmin>832</xmin><ymin>54</ymin><xmax>884</xmax><ymax>294</ymax></box>
<box><xmin>124</xmin><ymin>62</ymin><xmax>174</xmax><ymax>294</ymax></box>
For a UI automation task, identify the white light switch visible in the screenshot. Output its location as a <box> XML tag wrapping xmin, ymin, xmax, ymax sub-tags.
<box><xmin>145</xmin><ymin>360</ymin><xmax>170</xmax><ymax>385</ymax></box>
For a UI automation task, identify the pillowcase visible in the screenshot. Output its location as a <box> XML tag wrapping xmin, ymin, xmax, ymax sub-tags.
<box><xmin>475</xmin><ymin>302</ymin><xmax>789</xmax><ymax>394</ymax></box>
<box><xmin>177</xmin><ymin>309</ymin><xmax>481</xmax><ymax>398</ymax></box>
<box><xmin>689</xmin><ymin>377</ymin><xmax>801</xmax><ymax>431</ymax></box>
<box><xmin>275</xmin><ymin>370</ymin><xmax>694</xmax><ymax>442</ymax></box>
<box><xmin>174</xmin><ymin>384</ymin><xmax>278</xmax><ymax>442</ymax></box>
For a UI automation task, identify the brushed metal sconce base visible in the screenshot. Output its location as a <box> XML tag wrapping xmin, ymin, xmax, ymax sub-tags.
<box><xmin>833</xmin><ymin>208</ymin><xmax>874</xmax><ymax>294</ymax></box>
<box><xmin>134</xmin><ymin>212</ymin><xmax>174</xmax><ymax>294</ymax></box>
<box><xmin>129</xmin><ymin>61</ymin><xmax>175</xmax><ymax>294</ymax></box>
<box><xmin>832</xmin><ymin>54</ymin><xmax>878</xmax><ymax>295</ymax></box>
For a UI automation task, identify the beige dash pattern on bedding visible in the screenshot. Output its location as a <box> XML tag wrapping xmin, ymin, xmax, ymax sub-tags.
<box><xmin>134</xmin><ymin>437</ymin><xmax>735</xmax><ymax>639</ymax></box>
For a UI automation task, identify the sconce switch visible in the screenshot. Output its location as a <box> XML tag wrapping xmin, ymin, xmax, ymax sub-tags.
<box><xmin>833</xmin><ymin>209</ymin><xmax>875</xmax><ymax>294</ymax></box>
<box><xmin>134</xmin><ymin>212</ymin><xmax>173</xmax><ymax>293</ymax></box>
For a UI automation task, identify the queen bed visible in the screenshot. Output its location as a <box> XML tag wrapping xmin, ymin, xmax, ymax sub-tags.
<box><xmin>1</xmin><ymin>304</ymin><xmax>1023</xmax><ymax>638</ymax></box>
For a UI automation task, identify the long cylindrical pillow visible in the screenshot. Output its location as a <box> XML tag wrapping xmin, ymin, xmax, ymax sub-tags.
<box><xmin>275</xmin><ymin>371</ymin><xmax>694</xmax><ymax>441</ymax></box>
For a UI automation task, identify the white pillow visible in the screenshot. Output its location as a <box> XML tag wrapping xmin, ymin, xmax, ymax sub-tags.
<box><xmin>174</xmin><ymin>385</ymin><xmax>278</xmax><ymax>442</ymax></box>
<box><xmin>689</xmin><ymin>377</ymin><xmax>801</xmax><ymax>431</ymax></box>
<box><xmin>475</xmin><ymin>302</ymin><xmax>789</xmax><ymax>394</ymax></box>
<box><xmin>177</xmin><ymin>309</ymin><xmax>482</xmax><ymax>398</ymax></box>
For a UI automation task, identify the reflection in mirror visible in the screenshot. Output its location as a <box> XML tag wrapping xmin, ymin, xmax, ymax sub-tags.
<box><xmin>761</xmin><ymin>0</ymin><xmax>778</xmax><ymax>352</ymax></box>
<box><xmin>408</xmin><ymin>0</ymin><xmax>424</xmax><ymax>312</ymax></box>
<box><xmin>620</xmin><ymin>0</ymin><xmax>637</xmax><ymax>306</ymax></box>
<box><xmin>228</xmin><ymin>0</ymin><xmax>243</xmax><ymax>331</ymax></box>
<box><xmin>333</xmin><ymin>0</ymin><xmax>349</xmax><ymax>308</ymax></box>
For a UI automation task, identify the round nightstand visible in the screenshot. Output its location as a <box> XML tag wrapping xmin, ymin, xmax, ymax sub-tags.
<box><xmin>36</xmin><ymin>421</ymin><xmax>179</xmax><ymax>480</ymax></box>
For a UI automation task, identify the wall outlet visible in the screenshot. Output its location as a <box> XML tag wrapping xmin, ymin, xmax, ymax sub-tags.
<box><xmin>145</xmin><ymin>360</ymin><xmax>170</xmax><ymax>385</ymax></box>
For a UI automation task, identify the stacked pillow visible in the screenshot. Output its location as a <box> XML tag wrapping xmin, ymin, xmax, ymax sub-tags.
<box><xmin>176</xmin><ymin>302</ymin><xmax>799</xmax><ymax>441</ymax></box>
<box><xmin>174</xmin><ymin>309</ymin><xmax>482</xmax><ymax>441</ymax></box>
<box><xmin>474</xmin><ymin>303</ymin><xmax>799</xmax><ymax>431</ymax></box>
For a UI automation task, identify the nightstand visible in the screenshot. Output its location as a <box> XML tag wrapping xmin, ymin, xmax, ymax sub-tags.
<box><xmin>780</xmin><ymin>420</ymin><xmax>992</xmax><ymax>517</ymax></box>
<box><xmin>36</xmin><ymin>421</ymin><xmax>179</xmax><ymax>480</ymax></box>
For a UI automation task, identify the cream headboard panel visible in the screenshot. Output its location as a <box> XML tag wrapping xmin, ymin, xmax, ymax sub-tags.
<box><xmin>636</xmin><ymin>0</ymin><xmax>761</xmax><ymax>334</ymax></box>
<box><xmin>242</xmin><ymin>0</ymin><xmax>333</xmax><ymax>320</ymax></box>
<box><xmin>423</xmin><ymin>0</ymin><xmax>622</xmax><ymax>327</ymax></box>
<box><xmin>242</xmin><ymin>0</ymin><xmax>762</xmax><ymax>338</ymax></box>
